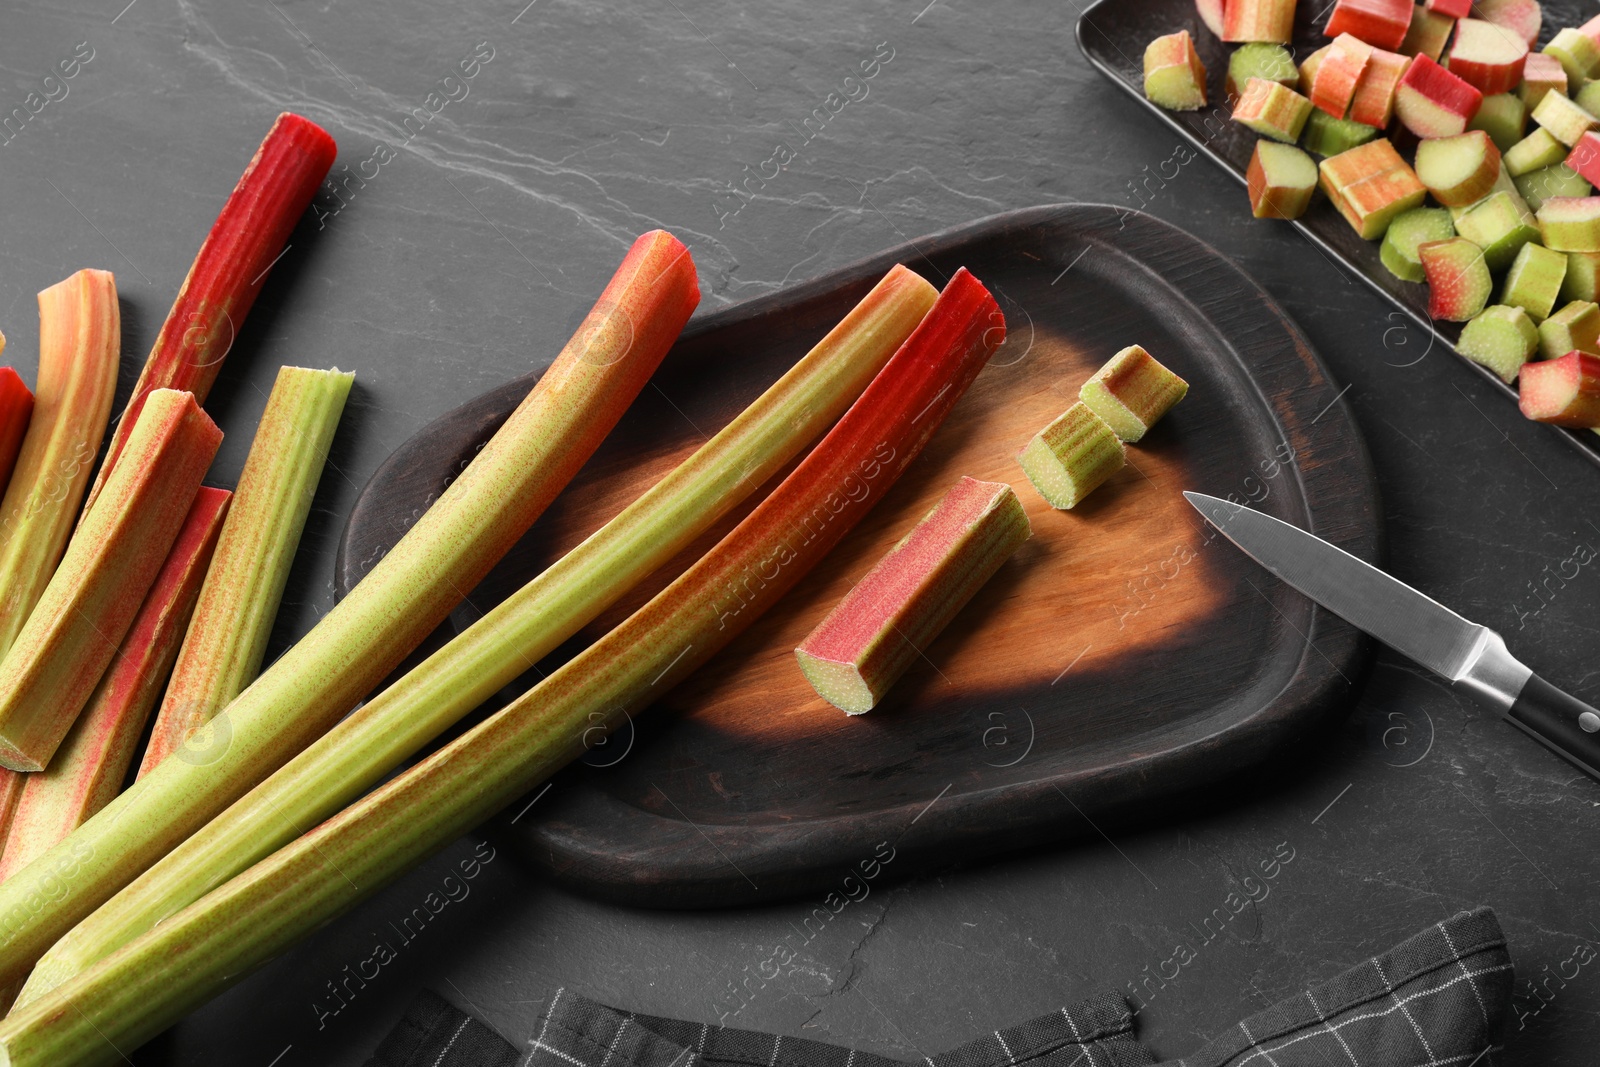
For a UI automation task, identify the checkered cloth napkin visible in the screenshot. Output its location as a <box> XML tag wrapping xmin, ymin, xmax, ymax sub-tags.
<box><xmin>366</xmin><ymin>907</ymin><xmax>1512</xmax><ymax>1067</ymax></box>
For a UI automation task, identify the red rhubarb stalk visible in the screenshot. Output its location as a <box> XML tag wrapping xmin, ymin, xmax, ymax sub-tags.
<box><xmin>0</xmin><ymin>270</ymin><xmax>120</xmax><ymax>661</ymax></box>
<box><xmin>0</xmin><ymin>488</ymin><xmax>230</xmax><ymax>882</ymax></box>
<box><xmin>80</xmin><ymin>113</ymin><xmax>336</xmax><ymax>518</ymax></box>
<box><xmin>0</xmin><ymin>389</ymin><xmax>222</xmax><ymax>771</ymax></box>
<box><xmin>0</xmin><ymin>230</ymin><xmax>697</xmax><ymax>996</ymax></box>
<box><xmin>0</xmin><ymin>366</ymin><xmax>34</xmax><ymax>499</ymax></box>
<box><xmin>0</xmin><ymin>269</ymin><xmax>1003</xmax><ymax>1066</ymax></box>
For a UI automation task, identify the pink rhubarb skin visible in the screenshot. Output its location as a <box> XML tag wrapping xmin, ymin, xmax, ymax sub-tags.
<box><xmin>795</xmin><ymin>476</ymin><xmax>1031</xmax><ymax>714</ymax></box>
<box><xmin>0</xmin><ymin>269</ymin><xmax>1006</xmax><ymax>1064</ymax></box>
<box><xmin>0</xmin><ymin>231</ymin><xmax>699</xmax><ymax>999</ymax></box>
<box><xmin>0</xmin><ymin>488</ymin><xmax>230</xmax><ymax>882</ymax></box>
<box><xmin>0</xmin><ymin>390</ymin><xmax>223</xmax><ymax>772</ymax></box>
<box><xmin>0</xmin><ymin>367</ymin><xmax>34</xmax><ymax>499</ymax></box>
<box><xmin>80</xmin><ymin>113</ymin><xmax>336</xmax><ymax>518</ymax></box>
<box><xmin>1519</xmin><ymin>350</ymin><xmax>1600</xmax><ymax>425</ymax></box>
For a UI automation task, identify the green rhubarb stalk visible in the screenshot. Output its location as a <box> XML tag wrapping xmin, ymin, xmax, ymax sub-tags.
<box><xmin>0</xmin><ymin>270</ymin><xmax>119</xmax><ymax>662</ymax></box>
<box><xmin>0</xmin><ymin>268</ymin><xmax>1003</xmax><ymax>1067</ymax></box>
<box><xmin>0</xmin><ymin>488</ymin><xmax>230</xmax><ymax>883</ymax></box>
<box><xmin>0</xmin><ymin>230</ymin><xmax>698</xmax><ymax>995</ymax></box>
<box><xmin>20</xmin><ymin>264</ymin><xmax>940</xmax><ymax>1002</ymax></box>
<box><xmin>138</xmin><ymin>367</ymin><xmax>353</xmax><ymax>777</ymax></box>
<box><xmin>79</xmin><ymin>114</ymin><xmax>336</xmax><ymax>519</ymax></box>
<box><xmin>0</xmin><ymin>390</ymin><xmax>222</xmax><ymax>771</ymax></box>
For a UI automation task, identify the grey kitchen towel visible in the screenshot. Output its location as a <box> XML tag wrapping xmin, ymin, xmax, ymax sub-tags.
<box><xmin>367</xmin><ymin>906</ymin><xmax>1512</xmax><ymax>1067</ymax></box>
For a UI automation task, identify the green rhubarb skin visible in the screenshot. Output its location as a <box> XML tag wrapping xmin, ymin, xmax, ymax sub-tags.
<box><xmin>1506</xmin><ymin>129</ymin><xmax>1570</xmax><ymax>177</ymax></box>
<box><xmin>0</xmin><ymin>271</ymin><xmax>120</xmax><ymax>663</ymax></box>
<box><xmin>1564</xmin><ymin>251</ymin><xmax>1600</xmax><ymax>302</ymax></box>
<box><xmin>1538</xmin><ymin>197</ymin><xmax>1600</xmax><ymax>252</ymax></box>
<box><xmin>0</xmin><ymin>489</ymin><xmax>230</xmax><ymax>884</ymax></box>
<box><xmin>1018</xmin><ymin>402</ymin><xmax>1125</xmax><ymax>510</ymax></box>
<box><xmin>1533</xmin><ymin>92</ymin><xmax>1598</xmax><ymax>147</ymax></box>
<box><xmin>1469</xmin><ymin>94</ymin><xmax>1526</xmax><ymax>152</ymax></box>
<box><xmin>1513</xmin><ymin>163</ymin><xmax>1591</xmax><ymax>212</ymax></box>
<box><xmin>1456</xmin><ymin>305</ymin><xmax>1538</xmax><ymax>383</ymax></box>
<box><xmin>1501</xmin><ymin>243</ymin><xmax>1569</xmax><ymax>321</ymax></box>
<box><xmin>794</xmin><ymin>477</ymin><xmax>1030</xmax><ymax>715</ymax></box>
<box><xmin>0</xmin><ymin>230</ymin><xmax>699</xmax><ymax>997</ymax></box>
<box><xmin>18</xmin><ymin>264</ymin><xmax>940</xmax><ymax>1004</ymax></box>
<box><xmin>1078</xmin><ymin>344</ymin><xmax>1188</xmax><ymax>442</ymax></box>
<box><xmin>0</xmin><ymin>390</ymin><xmax>222</xmax><ymax>772</ymax></box>
<box><xmin>1300</xmin><ymin>109</ymin><xmax>1378</xmax><ymax>157</ymax></box>
<box><xmin>0</xmin><ymin>269</ymin><xmax>1005</xmax><ymax>1067</ymax></box>
<box><xmin>137</xmin><ymin>366</ymin><xmax>354</xmax><ymax>778</ymax></box>
<box><xmin>1539</xmin><ymin>300</ymin><xmax>1600</xmax><ymax>359</ymax></box>
<box><xmin>1453</xmin><ymin>192</ymin><xmax>1539</xmax><ymax>272</ymax></box>
<box><xmin>1380</xmin><ymin>207</ymin><xmax>1455</xmax><ymax>282</ymax></box>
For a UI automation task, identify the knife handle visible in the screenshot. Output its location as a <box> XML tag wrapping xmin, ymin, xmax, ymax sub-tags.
<box><xmin>1506</xmin><ymin>673</ymin><xmax>1600</xmax><ymax>782</ymax></box>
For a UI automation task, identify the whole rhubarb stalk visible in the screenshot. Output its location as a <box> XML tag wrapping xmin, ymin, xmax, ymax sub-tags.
<box><xmin>0</xmin><ymin>270</ymin><xmax>120</xmax><ymax>662</ymax></box>
<box><xmin>0</xmin><ymin>230</ymin><xmax>697</xmax><ymax>996</ymax></box>
<box><xmin>139</xmin><ymin>366</ymin><xmax>353</xmax><ymax>777</ymax></box>
<box><xmin>0</xmin><ymin>389</ymin><xmax>222</xmax><ymax>771</ymax></box>
<box><xmin>0</xmin><ymin>269</ymin><xmax>1003</xmax><ymax>1066</ymax></box>
<box><xmin>79</xmin><ymin>113</ymin><xmax>337</xmax><ymax>518</ymax></box>
<box><xmin>22</xmin><ymin>265</ymin><xmax>939</xmax><ymax>999</ymax></box>
<box><xmin>0</xmin><ymin>365</ymin><xmax>34</xmax><ymax>498</ymax></box>
<box><xmin>0</xmin><ymin>488</ymin><xmax>230</xmax><ymax>883</ymax></box>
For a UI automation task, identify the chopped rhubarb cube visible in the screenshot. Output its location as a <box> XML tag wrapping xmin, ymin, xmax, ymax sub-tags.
<box><xmin>1249</xmin><ymin>141</ymin><xmax>1320</xmax><ymax>218</ymax></box>
<box><xmin>1533</xmin><ymin>92</ymin><xmax>1599</xmax><ymax>147</ymax></box>
<box><xmin>1224</xmin><ymin>0</ymin><xmax>1297</xmax><ymax>43</ymax></box>
<box><xmin>1320</xmin><ymin>138</ymin><xmax>1428</xmax><ymax>237</ymax></box>
<box><xmin>1313</xmin><ymin>33</ymin><xmax>1375</xmax><ymax>116</ymax></box>
<box><xmin>1518</xmin><ymin>350</ymin><xmax>1600</xmax><ymax>425</ymax></box>
<box><xmin>1500</xmin><ymin>242</ymin><xmax>1568</xmax><ymax>321</ymax></box>
<box><xmin>1566</xmin><ymin>132</ymin><xmax>1600</xmax><ymax>188</ymax></box>
<box><xmin>1350</xmin><ymin>47</ymin><xmax>1411</xmax><ymax>127</ymax></box>
<box><xmin>1228</xmin><ymin>43</ymin><xmax>1299</xmax><ymax>100</ymax></box>
<box><xmin>1419</xmin><ymin>237</ymin><xmax>1493</xmax><ymax>320</ymax></box>
<box><xmin>1395</xmin><ymin>54</ymin><xmax>1483</xmax><ymax>138</ymax></box>
<box><xmin>1544</xmin><ymin>27</ymin><xmax>1600</xmax><ymax>85</ymax></box>
<box><xmin>1519</xmin><ymin>53</ymin><xmax>1567</xmax><ymax>112</ymax></box>
<box><xmin>1078</xmin><ymin>344</ymin><xmax>1189</xmax><ymax>440</ymax></box>
<box><xmin>1445</xmin><ymin>18</ymin><xmax>1527</xmax><ymax>95</ymax></box>
<box><xmin>1538</xmin><ymin>196</ymin><xmax>1600</xmax><ymax>252</ymax></box>
<box><xmin>1564</xmin><ymin>251</ymin><xmax>1600</xmax><ymax>302</ymax></box>
<box><xmin>1144</xmin><ymin>30</ymin><xmax>1208</xmax><ymax>110</ymax></box>
<box><xmin>1416</xmin><ymin>129</ymin><xmax>1501</xmax><ymax>205</ymax></box>
<box><xmin>1457</xmin><ymin>304</ymin><xmax>1537</xmax><ymax>381</ymax></box>
<box><xmin>1400</xmin><ymin>5</ymin><xmax>1454</xmax><ymax>60</ymax></box>
<box><xmin>1538</xmin><ymin>300</ymin><xmax>1600</xmax><ymax>359</ymax></box>
<box><xmin>1018</xmin><ymin>403</ymin><xmax>1126</xmax><ymax>509</ymax></box>
<box><xmin>1234</xmin><ymin>78</ymin><xmax>1314</xmax><ymax>141</ymax></box>
<box><xmin>1325</xmin><ymin>0</ymin><xmax>1412</xmax><ymax>50</ymax></box>
<box><xmin>1474</xmin><ymin>0</ymin><xmax>1540</xmax><ymax>48</ymax></box>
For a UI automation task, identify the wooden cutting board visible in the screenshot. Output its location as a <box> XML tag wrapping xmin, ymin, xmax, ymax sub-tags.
<box><xmin>335</xmin><ymin>205</ymin><xmax>1379</xmax><ymax>907</ymax></box>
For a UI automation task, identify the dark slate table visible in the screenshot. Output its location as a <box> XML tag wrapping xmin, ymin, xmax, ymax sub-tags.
<box><xmin>2</xmin><ymin>0</ymin><xmax>1596</xmax><ymax>1063</ymax></box>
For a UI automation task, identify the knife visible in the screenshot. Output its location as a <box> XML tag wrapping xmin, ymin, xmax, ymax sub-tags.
<box><xmin>1184</xmin><ymin>491</ymin><xmax>1600</xmax><ymax>782</ymax></box>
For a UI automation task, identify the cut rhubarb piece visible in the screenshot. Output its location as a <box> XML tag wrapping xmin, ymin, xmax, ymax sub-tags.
<box><xmin>795</xmin><ymin>478</ymin><xmax>1030</xmax><ymax>715</ymax></box>
<box><xmin>1538</xmin><ymin>196</ymin><xmax>1600</xmax><ymax>251</ymax></box>
<box><xmin>0</xmin><ymin>390</ymin><xmax>222</xmax><ymax>772</ymax></box>
<box><xmin>1537</xmin><ymin>300</ymin><xmax>1600</xmax><ymax>358</ymax></box>
<box><xmin>1144</xmin><ymin>31</ymin><xmax>1208</xmax><ymax>110</ymax></box>
<box><xmin>1227</xmin><ymin>43</ymin><xmax>1298</xmax><ymax>99</ymax></box>
<box><xmin>1519</xmin><ymin>52</ymin><xmax>1567</xmax><ymax>112</ymax></box>
<box><xmin>0</xmin><ymin>368</ymin><xmax>33</xmax><ymax>499</ymax></box>
<box><xmin>0</xmin><ymin>270</ymin><xmax>119</xmax><ymax>662</ymax></box>
<box><xmin>1500</xmin><ymin>241</ymin><xmax>1568</xmax><ymax>320</ymax></box>
<box><xmin>1446</xmin><ymin>161</ymin><xmax>1528</xmax><ymax>221</ymax></box>
<box><xmin>1532</xmin><ymin>91</ymin><xmax>1598</xmax><ymax>146</ymax></box>
<box><xmin>1514</xmin><ymin>163</ymin><xmax>1591</xmax><ymax>212</ymax></box>
<box><xmin>1425</xmin><ymin>0</ymin><xmax>1470</xmax><ymax>17</ymax></box>
<box><xmin>1543</xmin><ymin>27</ymin><xmax>1600</xmax><ymax>85</ymax></box>
<box><xmin>138</xmin><ymin>366</ymin><xmax>353</xmax><ymax>779</ymax></box>
<box><xmin>1381</xmin><ymin>205</ymin><xmax>1456</xmax><ymax>280</ymax></box>
<box><xmin>1300</xmin><ymin>44</ymin><xmax>1331</xmax><ymax>90</ymax></box>
<box><xmin>1420</xmin><ymin>237</ymin><xmax>1494</xmax><ymax>319</ymax></box>
<box><xmin>1472</xmin><ymin>0</ymin><xmax>1540</xmax><ymax>48</ymax></box>
<box><xmin>1468</xmin><ymin>93</ymin><xmax>1526</xmax><ymax>151</ymax></box>
<box><xmin>1566</xmin><ymin>131</ymin><xmax>1600</xmax><ymax>187</ymax></box>
<box><xmin>1349</xmin><ymin>47</ymin><xmax>1411</xmax><ymax>127</ymax></box>
<box><xmin>0</xmin><ymin>270</ymin><xmax>1009</xmax><ymax>1063</ymax></box>
<box><xmin>1223</xmin><ymin>0</ymin><xmax>1296</xmax><ymax>42</ymax></box>
<box><xmin>1395</xmin><ymin>54</ymin><xmax>1484</xmax><ymax>137</ymax></box>
<box><xmin>1456</xmin><ymin>304</ymin><xmax>1537</xmax><ymax>380</ymax></box>
<box><xmin>1325</xmin><ymin>0</ymin><xmax>1413</xmax><ymax>50</ymax></box>
<box><xmin>1415</xmin><ymin>130</ymin><xmax>1502</xmax><ymax>204</ymax></box>
<box><xmin>1401</xmin><ymin>4</ymin><xmax>1455</xmax><ymax>59</ymax></box>
<box><xmin>1234</xmin><ymin>78</ymin><xmax>1314</xmax><ymax>141</ymax></box>
<box><xmin>1445</xmin><ymin>18</ymin><xmax>1528</xmax><ymax>95</ymax></box>
<box><xmin>1320</xmin><ymin>138</ymin><xmax>1427</xmax><ymax>237</ymax></box>
<box><xmin>1249</xmin><ymin>140</ymin><xmax>1320</xmax><ymax>218</ymax></box>
<box><xmin>1017</xmin><ymin>403</ymin><xmax>1126</xmax><ymax>509</ymax></box>
<box><xmin>0</xmin><ymin>489</ymin><xmax>229</xmax><ymax>882</ymax></box>
<box><xmin>1584</xmin><ymin>12</ymin><xmax>1600</xmax><ymax>48</ymax></box>
<box><xmin>1301</xmin><ymin>107</ymin><xmax>1381</xmax><ymax>154</ymax></box>
<box><xmin>1518</xmin><ymin>350</ymin><xmax>1600</xmax><ymax>424</ymax></box>
<box><xmin>79</xmin><ymin>114</ymin><xmax>336</xmax><ymax>521</ymax></box>
<box><xmin>1079</xmin><ymin>344</ymin><xmax>1190</xmax><ymax>440</ymax></box>
<box><xmin>1506</xmin><ymin>127</ymin><xmax>1571</xmax><ymax>175</ymax></box>
<box><xmin>1577</xmin><ymin>81</ymin><xmax>1600</xmax><ymax>120</ymax></box>
<box><xmin>1313</xmin><ymin>34</ymin><xmax>1375</xmax><ymax>116</ymax></box>
<box><xmin>1455</xmin><ymin>189</ymin><xmax>1542</xmax><ymax>268</ymax></box>
<box><xmin>1562</xmin><ymin>251</ymin><xmax>1600</xmax><ymax>301</ymax></box>
<box><xmin>1197</xmin><ymin>0</ymin><xmax>1228</xmax><ymax>36</ymax></box>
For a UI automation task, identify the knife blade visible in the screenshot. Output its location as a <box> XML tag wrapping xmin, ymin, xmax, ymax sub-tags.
<box><xmin>1185</xmin><ymin>491</ymin><xmax>1600</xmax><ymax>782</ymax></box>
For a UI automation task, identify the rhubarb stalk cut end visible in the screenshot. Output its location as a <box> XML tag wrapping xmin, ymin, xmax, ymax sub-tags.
<box><xmin>795</xmin><ymin>477</ymin><xmax>1031</xmax><ymax>714</ymax></box>
<box><xmin>1018</xmin><ymin>402</ymin><xmax>1126</xmax><ymax>510</ymax></box>
<box><xmin>1079</xmin><ymin>344</ymin><xmax>1189</xmax><ymax>441</ymax></box>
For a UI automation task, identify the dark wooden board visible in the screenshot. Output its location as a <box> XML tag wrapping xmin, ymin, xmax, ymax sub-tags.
<box><xmin>1076</xmin><ymin>0</ymin><xmax>1600</xmax><ymax>471</ymax></box>
<box><xmin>335</xmin><ymin>205</ymin><xmax>1379</xmax><ymax>908</ymax></box>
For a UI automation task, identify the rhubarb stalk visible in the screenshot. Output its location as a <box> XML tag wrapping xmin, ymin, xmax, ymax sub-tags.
<box><xmin>0</xmin><ymin>389</ymin><xmax>222</xmax><ymax>771</ymax></box>
<box><xmin>79</xmin><ymin>113</ymin><xmax>337</xmax><ymax>519</ymax></box>
<box><xmin>0</xmin><ymin>230</ymin><xmax>697</xmax><ymax>995</ymax></box>
<box><xmin>0</xmin><ymin>270</ymin><xmax>120</xmax><ymax>662</ymax></box>
<box><xmin>138</xmin><ymin>366</ymin><xmax>353</xmax><ymax>777</ymax></box>
<box><xmin>0</xmin><ymin>366</ymin><xmax>34</xmax><ymax>498</ymax></box>
<box><xmin>21</xmin><ymin>265</ymin><xmax>940</xmax><ymax>1001</ymax></box>
<box><xmin>0</xmin><ymin>488</ymin><xmax>230</xmax><ymax>883</ymax></box>
<box><xmin>0</xmin><ymin>268</ymin><xmax>1003</xmax><ymax>1067</ymax></box>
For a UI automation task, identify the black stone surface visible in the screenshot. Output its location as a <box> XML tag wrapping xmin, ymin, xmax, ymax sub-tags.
<box><xmin>0</xmin><ymin>1</ymin><xmax>1595</xmax><ymax>1063</ymax></box>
